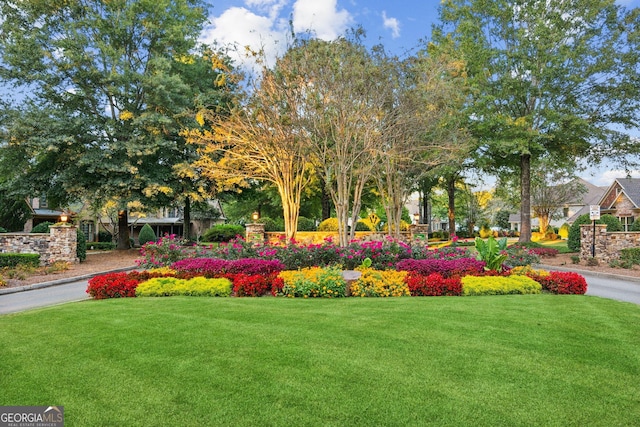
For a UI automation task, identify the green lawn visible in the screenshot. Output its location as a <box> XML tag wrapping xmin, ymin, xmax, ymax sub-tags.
<box><xmin>1</xmin><ymin>296</ymin><xmax>639</xmax><ymax>426</ymax></box>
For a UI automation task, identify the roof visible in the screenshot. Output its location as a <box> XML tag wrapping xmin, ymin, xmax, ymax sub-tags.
<box><xmin>614</xmin><ymin>178</ymin><xmax>640</xmax><ymax>207</ymax></box>
<box><xmin>567</xmin><ymin>178</ymin><xmax>606</xmax><ymax>206</ymax></box>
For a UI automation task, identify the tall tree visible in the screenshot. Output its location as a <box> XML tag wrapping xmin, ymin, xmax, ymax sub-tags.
<box><xmin>185</xmin><ymin>58</ymin><xmax>314</xmax><ymax>240</ymax></box>
<box><xmin>434</xmin><ymin>0</ymin><xmax>640</xmax><ymax>242</ymax></box>
<box><xmin>0</xmin><ymin>0</ymin><xmax>217</xmax><ymax>248</ymax></box>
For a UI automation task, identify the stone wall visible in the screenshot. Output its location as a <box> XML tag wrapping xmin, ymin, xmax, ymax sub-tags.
<box><xmin>0</xmin><ymin>226</ymin><xmax>78</xmax><ymax>265</ymax></box>
<box><xmin>580</xmin><ymin>224</ymin><xmax>640</xmax><ymax>263</ymax></box>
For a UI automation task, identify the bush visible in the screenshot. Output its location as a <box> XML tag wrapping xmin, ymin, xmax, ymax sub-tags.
<box><xmin>86</xmin><ymin>272</ymin><xmax>141</xmax><ymax>299</ymax></box>
<box><xmin>260</xmin><ymin>217</ymin><xmax>284</xmax><ymax>232</ymax></box>
<box><xmin>355</xmin><ymin>219</ymin><xmax>373</xmax><ymax>231</ymax></box>
<box><xmin>0</xmin><ymin>227</ymin><xmax>7</xmax><ymax>233</ymax></box>
<box><xmin>350</xmin><ymin>269</ymin><xmax>409</xmax><ymax>297</ymax></box>
<box><xmin>0</xmin><ymin>253</ymin><xmax>40</xmax><ymax>268</ymax></box>
<box><xmin>136</xmin><ymin>276</ymin><xmax>232</xmax><ymax>297</ymax></box>
<box><xmin>317</xmin><ymin>218</ymin><xmax>339</xmax><ymax>232</ymax></box>
<box><xmin>231</xmin><ymin>273</ymin><xmax>282</xmax><ymax>297</ymax></box>
<box><xmin>396</xmin><ymin>258</ymin><xmax>485</xmax><ymax>278</ymax></box>
<box><xmin>536</xmin><ymin>271</ymin><xmax>587</xmax><ymax>294</ymax></box>
<box><xmin>76</xmin><ymin>229</ymin><xmax>87</xmax><ymax>262</ymax></box>
<box><xmin>558</xmin><ymin>223</ymin><xmax>570</xmax><ymax>239</ymax></box>
<box><xmin>279</xmin><ymin>267</ymin><xmax>346</xmax><ymax>298</ymax></box>
<box><xmin>202</xmin><ymin>224</ymin><xmax>245</xmax><ymax>242</ymax></box>
<box><xmin>619</xmin><ymin>247</ymin><xmax>640</xmax><ymax>265</ymax></box>
<box><xmin>137</xmin><ymin>234</ymin><xmax>195</xmax><ymax>268</ymax></box>
<box><xmin>31</xmin><ymin>221</ymin><xmax>54</xmax><ymax>233</ymax></box>
<box><xmin>405</xmin><ymin>273</ymin><xmax>462</xmax><ymax>296</ymax></box>
<box><xmin>568</xmin><ymin>214</ymin><xmax>622</xmax><ymax>252</ymax></box>
<box><xmin>171</xmin><ymin>257</ymin><xmax>285</xmax><ymax>277</ymax></box>
<box><xmin>630</xmin><ymin>220</ymin><xmax>640</xmax><ymax>232</ymax></box>
<box><xmin>138</xmin><ymin>224</ymin><xmax>157</xmax><ymax>246</ymax></box>
<box><xmin>296</xmin><ymin>217</ymin><xmax>316</xmax><ymax>232</ymax></box>
<box><xmin>98</xmin><ymin>231</ymin><xmax>113</xmax><ymax>242</ymax></box>
<box><xmin>461</xmin><ymin>275</ymin><xmax>542</xmax><ymax>296</ymax></box>
<box><xmin>87</xmin><ymin>242</ymin><xmax>116</xmax><ymax>250</ymax></box>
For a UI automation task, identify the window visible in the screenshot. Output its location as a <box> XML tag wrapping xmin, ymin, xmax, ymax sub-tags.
<box><xmin>619</xmin><ymin>216</ymin><xmax>634</xmax><ymax>232</ymax></box>
<box><xmin>80</xmin><ymin>221</ymin><xmax>94</xmax><ymax>239</ymax></box>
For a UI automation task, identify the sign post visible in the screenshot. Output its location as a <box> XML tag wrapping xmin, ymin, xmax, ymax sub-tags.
<box><xmin>589</xmin><ymin>205</ymin><xmax>601</xmax><ymax>258</ymax></box>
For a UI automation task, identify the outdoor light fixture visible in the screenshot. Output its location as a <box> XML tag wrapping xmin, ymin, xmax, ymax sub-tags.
<box><xmin>413</xmin><ymin>212</ymin><xmax>420</xmax><ymax>224</ymax></box>
<box><xmin>251</xmin><ymin>211</ymin><xmax>260</xmax><ymax>222</ymax></box>
<box><xmin>60</xmin><ymin>213</ymin><xmax>68</xmax><ymax>223</ymax></box>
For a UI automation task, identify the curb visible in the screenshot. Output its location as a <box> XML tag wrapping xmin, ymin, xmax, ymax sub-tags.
<box><xmin>0</xmin><ymin>266</ymin><xmax>138</xmax><ymax>296</ymax></box>
<box><xmin>535</xmin><ymin>263</ymin><xmax>640</xmax><ymax>285</ymax></box>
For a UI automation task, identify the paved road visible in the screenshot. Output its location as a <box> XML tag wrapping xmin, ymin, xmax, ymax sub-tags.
<box><xmin>0</xmin><ymin>278</ymin><xmax>91</xmax><ymax>315</ymax></box>
<box><xmin>1</xmin><ymin>268</ymin><xmax>639</xmax><ymax>315</ymax></box>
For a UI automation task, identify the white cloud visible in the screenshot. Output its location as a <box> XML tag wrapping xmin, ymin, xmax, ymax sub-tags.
<box><xmin>591</xmin><ymin>169</ymin><xmax>640</xmax><ymax>187</ymax></box>
<box><xmin>382</xmin><ymin>11</ymin><xmax>400</xmax><ymax>39</ymax></box>
<box><xmin>292</xmin><ymin>0</ymin><xmax>352</xmax><ymax>40</ymax></box>
<box><xmin>200</xmin><ymin>7</ymin><xmax>288</xmax><ymax>71</ymax></box>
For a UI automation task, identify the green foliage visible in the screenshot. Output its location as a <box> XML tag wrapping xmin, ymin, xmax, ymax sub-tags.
<box><xmin>474</xmin><ymin>236</ymin><xmax>508</xmax><ymax>272</ymax></box>
<box><xmin>279</xmin><ymin>267</ymin><xmax>347</xmax><ymax>298</ymax></box>
<box><xmin>138</xmin><ymin>224</ymin><xmax>157</xmax><ymax>246</ymax></box>
<box><xmin>0</xmin><ymin>227</ymin><xmax>7</xmax><ymax>233</ymax></box>
<box><xmin>0</xmin><ymin>253</ymin><xmax>40</xmax><ymax>268</ymax></box>
<box><xmin>136</xmin><ymin>277</ymin><xmax>232</xmax><ymax>297</ymax></box>
<box><xmin>202</xmin><ymin>224</ymin><xmax>245</xmax><ymax>242</ymax></box>
<box><xmin>87</xmin><ymin>242</ymin><xmax>116</xmax><ymax>251</ymax></box>
<box><xmin>494</xmin><ymin>210</ymin><xmax>511</xmax><ymax>230</ymax></box>
<box><xmin>355</xmin><ymin>220</ymin><xmax>372</xmax><ymax>231</ymax></box>
<box><xmin>630</xmin><ymin>220</ymin><xmax>640</xmax><ymax>232</ymax></box>
<box><xmin>568</xmin><ymin>214</ymin><xmax>623</xmax><ymax>252</ymax></box>
<box><xmin>461</xmin><ymin>275</ymin><xmax>542</xmax><ymax>296</ymax></box>
<box><xmin>297</xmin><ymin>217</ymin><xmax>316</xmax><ymax>232</ymax></box>
<box><xmin>30</xmin><ymin>222</ymin><xmax>54</xmax><ymax>234</ymax></box>
<box><xmin>259</xmin><ymin>217</ymin><xmax>284</xmax><ymax>232</ymax></box>
<box><xmin>76</xmin><ymin>229</ymin><xmax>87</xmax><ymax>262</ymax></box>
<box><xmin>619</xmin><ymin>248</ymin><xmax>640</xmax><ymax>266</ymax></box>
<box><xmin>98</xmin><ymin>231</ymin><xmax>113</xmax><ymax>243</ymax></box>
<box><xmin>0</xmin><ymin>190</ymin><xmax>31</xmax><ymax>232</ymax></box>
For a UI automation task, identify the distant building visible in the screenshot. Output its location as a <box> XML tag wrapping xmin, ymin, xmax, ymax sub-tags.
<box><xmin>597</xmin><ymin>177</ymin><xmax>640</xmax><ymax>231</ymax></box>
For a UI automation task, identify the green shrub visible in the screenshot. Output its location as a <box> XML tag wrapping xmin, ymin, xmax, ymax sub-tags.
<box><xmin>568</xmin><ymin>214</ymin><xmax>622</xmax><ymax>252</ymax></box>
<box><xmin>0</xmin><ymin>227</ymin><xmax>7</xmax><ymax>233</ymax></box>
<box><xmin>630</xmin><ymin>220</ymin><xmax>640</xmax><ymax>232</ymax></box>
<box><xmin>260</xmin><ymin>217</ymin><xmax>284</xmax><ymax>232</ymax></box>
<box><xmin>138</xmin><ymin>223</ymin><xmax>157</xmax><ymax>246</ymax></box>
<box><xmin>461</xmin><ymin>275</ymin><xmax>542</xmax><ymax>296</ymax></box>
<box><xmin>202</xmin><ymin>224</ymin><xmax>245</xmax><ymax>242</ymax></box>
<box><xmin>31</xmin><ymin>221</ymin><xmax>54</xmax><ymax>233</ymax></box>
<box><xmin>76</xmin><ymin>229</ymin><xmax>87</xmax><ymax>262</ymax></box>
<box><xmin>87</xmin><ymin>242</ymin><xmax>116</xmax><ymax>250</ymax></box>
<box><xmin>355</xmin><ymin>219</ymin><xmax>372</xmax><ymax>231</ymax></box>
<box><xmin>297</xmin><ymin>217</ymin><xmax>316</xmax><ymax>232</ymax></box>
<box><xmin>136</xmin><ymin>276</ymin><xmax>232</xmax><ymax>297</ymax></box>
<box><xmin>98</xmin><ymin>231</ymin><xmax>113</xmax><ymax>242</ymax></box>
<box><xmin>0</xmin><ymin>253</ymin><xmax>40</xmax><ymax>268</ymax></box>
<box><xmin>619</xmin><ymin>247</ymin><xmax>640</xmax><ymax>265</ymax></box>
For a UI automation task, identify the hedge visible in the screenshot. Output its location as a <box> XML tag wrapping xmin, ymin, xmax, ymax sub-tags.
<box><xmin>0</xmin><ymin>253</ymin><xmax>40</xmax><ymax>268</ymax></box>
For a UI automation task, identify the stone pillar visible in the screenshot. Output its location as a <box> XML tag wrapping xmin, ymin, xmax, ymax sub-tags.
<box><xmin>580</xmin><ymin>223</ymin><xmax>607</xmax><ymax>261</ymax></box>
<box><xmin>245</xmin><ymin>223</ymin><xmax>265</xmax><ymax>243</ymax></box>
<box><xmin>48</xmin><ymin>225</ymin><xmax>79</xmax><ymax>264</ymax></box>
<box><xmin>410</xmin><ymin>224</ymin><xmax>429</xmax><ymax>244</ymax></box>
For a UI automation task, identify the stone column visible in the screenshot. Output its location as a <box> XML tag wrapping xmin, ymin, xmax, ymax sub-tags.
<box><xmin>48</xmin><ymin>225</ymin><xmax>79</xmax><ymax>264</ymax></box>
<box><xmin>580</xmin><ymin>223</ymin><xmax>607</xmax><ymax>261</ymax></box>
<box><xmin>245</xmin><ymin>223</ymin><xmax>265</xmax><ymax>243</ymax></box>
<box><xmin>410</xmin><ymin>224</ymin><xmax>429</xmax><ymax>244</ymax></box>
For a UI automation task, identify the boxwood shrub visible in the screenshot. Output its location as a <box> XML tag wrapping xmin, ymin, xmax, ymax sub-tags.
<box><xmin>0</xmin><ymin>253</ymin><xmax>40</xmax><ymax>268</ymax></box>
<box><xmin>202</xmin><ymin>224</ymin><xmax>245</xmax><ymax>242</ymax></box>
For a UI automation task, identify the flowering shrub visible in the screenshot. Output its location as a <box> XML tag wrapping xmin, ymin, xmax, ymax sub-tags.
<box><xmin>461</xmin><ymin>275</ymin><xmax>542</xmax><ymax>296</ymax></box>
<box><xmin>535</xmin><ymin>271</ymin><xmax>588</xmax><ymax>295</ymax></box>
<box><xmin>528</xmin><ymin>247</ymin><xmax>559</xmax><ymax>258</ymax></box>
<box><xmin>278</xmin><ymin>267</ymin><xmax>346</xmax><ymax>298</ymax></box>
<box><xmin>135</xmin><ymin>276</ymin><xmax>232</xmax><ymax>297</ymax></box>
<box><xmin>350</xmin><ymin>269</ymin><xmax>409</xmax><ymax>297</ymax></box>
<box><xmin>405</xmin><ymin>273</ymin><xmax>462</xmax><ymax>296</ymax></box>
<box><xmin>137</xmin><ymin>234</ymin><xmax>202</xmax><ymax>268</ymax></box>
<box><xmin>171</xmin><ymin>258</ymin><xmax>285</xmax><ymax>277</ymax></box>
<box><xmin>411</xmin><ymin>246</ymin><xmax>473</xmax><ymax>260</ymax></box>
<box><xmin>396</xmin><ymin>258</ymin><xmax>485</xmax><ymax>278</ymax></box>
<box><xmin>504</xmin><ymin>247</ymin><xmax>541</xmax><ymax>268</ymax></box>
<box><xmin>231</xmin><ymin>273</ymin><xmax>282</xmax><ymax>297</ymax></box>
<box><xmin>86</xmin><ymin>272</ymin><xmax>141</xmax><ymax>299</ymax></box>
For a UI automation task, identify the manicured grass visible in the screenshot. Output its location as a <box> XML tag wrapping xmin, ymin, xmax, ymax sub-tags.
<box><xmin>539</xmin><ymin>239</ymin><xmax>574</xmax><ymax>253</ymax></box>
<box><xmin>1</xmin><ymin>296</ymin><xmax>639</xmax><ymax>426</ymax></box>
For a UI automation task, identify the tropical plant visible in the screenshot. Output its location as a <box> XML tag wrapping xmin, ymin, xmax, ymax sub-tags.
<box><xmin>474</xmin><ymin>236</ymin><xmax>508</xmax><ymax>272</ymax></box>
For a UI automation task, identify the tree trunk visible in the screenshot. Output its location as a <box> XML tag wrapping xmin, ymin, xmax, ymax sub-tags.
<box><xmin>183</xmin><ymin>197</ymin><xmax>191</xmax><ymax>241</ymax></box>
<box><xmin>321</xmin><ymin>183</ymin><xmax>332</xmax><ymax>221</ymax></box>
<box><xmin>519</xmin><ymin>153</ymin><xmax>532</xmax><ymax>242</ymax></box>
<box><xmin>117</xmin><ymin>210</ymin><xmax>130</xmax><ymax>250</ymax></box>
<box><xmin>447</xmin><ymin>176</ymin><xmax>456</xmax><ymax>238</ymax></box>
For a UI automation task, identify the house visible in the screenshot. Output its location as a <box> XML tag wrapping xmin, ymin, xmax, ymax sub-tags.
<box><xmin>597</xmin><ymin>177</ymin><xmax>640</xmax><ymax>231</ymax></box>
<box><xmin>23</xmin><ymin>195</ymin><xmax>66</xmax><ymax>232</ymax></box>
<box><xmin>508</xmin><ymin>178</ymin><xmax>606</xmax><ymax>231</ymax></box>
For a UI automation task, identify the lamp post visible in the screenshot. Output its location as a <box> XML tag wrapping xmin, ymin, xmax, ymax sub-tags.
<box><xmin>413</xmin><ymin>212</ymin><xmax>420</xmax><ymax>225</ymax></box>
<box><xmin>251</xmin><ymin>211</ymin><xmax>260</xmax><ymax>223</ymax></box>
<box><xmin>60</xmin><ymin>213</ymin><xmax>68</xmax><ymax>223</ymax></box>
